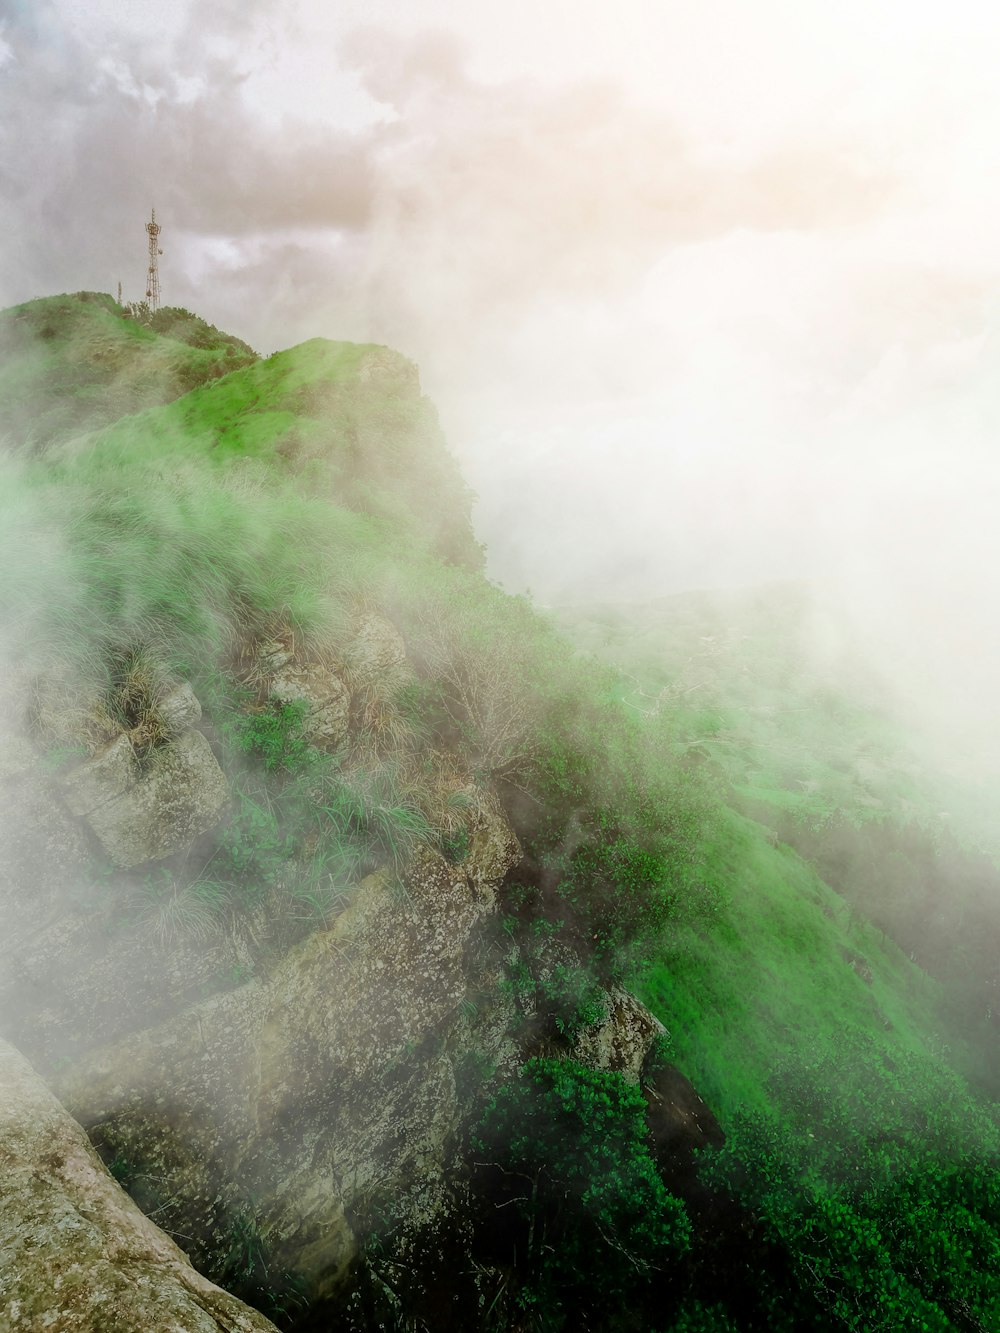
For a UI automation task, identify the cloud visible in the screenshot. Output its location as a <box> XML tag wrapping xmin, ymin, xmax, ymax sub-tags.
<box><xmin>4</xmin><ymin>7</ymin><xmax>1000</xmax><ymax>770</ymax></box>
<box><xmin>0</xmin><ymin>11</ymin><xmax>895</xmax><ymax>325</ymax></box>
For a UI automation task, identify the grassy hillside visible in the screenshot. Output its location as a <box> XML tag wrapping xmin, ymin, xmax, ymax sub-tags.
<box><xmin>548</xmin><ymin>587</ymin><xmax>1000</xmax><ymax>1329</ymax></box>
<box><xmin>0</xmin><ymin>290</ymin><xmax>257</xmax><ymax>450</ymax></box>
<box><xmin>1</xmin><ymin>298</ymin><xmax>998</xmax><ymax>1331</ymax></box>
<box><xmin>560</xmin><ymin>587</ymin><xmax>1000</xmax><ymax>1089</ymax></box>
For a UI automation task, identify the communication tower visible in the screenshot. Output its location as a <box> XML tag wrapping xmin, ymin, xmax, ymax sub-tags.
<box><xmin>145</xmin><ymin>208</ymin><xmax>163</xmax><ymax>311</ymax></box>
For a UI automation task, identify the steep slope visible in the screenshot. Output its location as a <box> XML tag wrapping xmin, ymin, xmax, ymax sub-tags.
<box><xmin>61</xmin><ymin>335</ymin><xmax>485</xmax><ymax>568</ymax></box>
<box><xmin>0</xmin><ymin>304</ymin><xmax>998</xmax><ymax>1332</ymax></box>
<box><xmin>560</xmin><ymin>586</ymin><xmax>1000</xmax><ymax>1070</ymax></box>
<box><xmin>0</xmin><ymin>310</ymin><xmax>708</xmax><ymax>1326</ymax></box>
<box><xmin>559</xmin><ymin>588</ymin><xmax>1000</xmax><ymax>1329</ymax></box>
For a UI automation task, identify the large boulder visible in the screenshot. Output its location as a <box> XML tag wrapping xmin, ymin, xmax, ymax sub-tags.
<box><xmin>0</xmin><ymin>720</ymin><xmax>236</xmax><ymax>1063</ymax></box>
<box><xmin>83</xmin><ymin>729</ymin><xmax>229</xmax><ymax>868</ymax></box>
<box><xmin>59</xmin><ymin>733</ymin><xmax>136</xmax><ymax>816</ymax></box>
<box><xmin>56</xmin><ymin>796</ymin><xmax>523</xmax><ymax>1301</ymax></box>
<box><xmin>0</xmin><ymin>1039</ymin><xmax>279</xmax><ymax>1333</ymax></box>
<box><xmin>345</xmin><ymin>613</ymin><xmax>407</xmax><ymax>691</ymax></box>
<box><xmin>572</xmin><ymin>985</ymin><xmax>666</xmax><ymax>1083</ymax></box>
<box><xmin>157</xmin><ymin>681</ymin><xmax>203</xmax><ymax>737</ymax></box>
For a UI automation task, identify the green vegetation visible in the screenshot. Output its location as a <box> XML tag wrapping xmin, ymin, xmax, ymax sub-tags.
<box><xmin>559</xmin><ymin>589</ymin><xmax>1000</xmax><ymax>1330</ymax></box>
<box><xmin>216</xmin><ymin>1205</ymin><xmax>310</xmax><ymax>1325</ymax></box>
<box><xmin>233</xmin><ymin>697</ymin><xmax>314</xmax><ymax>773</ymax></box>
<box><xmin>624</xmin><ymin>811</ymin><xmax>999</xmax><ymax>1330</ymax></box>
<box><xmin>4</xmin><ymin>295</ymin><xmax>1000</xmax><ymax>1331</ymax></box>
<box><xmin>0</xmin><ymin>291</ymin><xmax>258</xmax><ymax>450</ymax></box>
<box><xmin>474</xmin><ymin>1058</ymin><xmax>691</xmax><ymax>1325</ymax></box>
<box><xmin>701</xmin><ymin>1048</ymin><xmax>1000</xmax><ymax>1331</ymax></box>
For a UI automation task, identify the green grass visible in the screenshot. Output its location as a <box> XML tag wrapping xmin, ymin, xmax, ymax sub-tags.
<box><xmin>626</xmin><ymin>810</ymin><xmax>1000</xmax><ymax>1331</ymax></box>
<box><xmin>0</xmin><ymin>291</ymin><xmax>258</xmax><ymax>449</ymax></box>
<box><xmin>632</xmin><ymin>809</ymin><xmax>951</xmax><ymax>1123</ymax></box>
<box><xmin>7</xmin><ymin>294</ymin><xmax>1000</xmax><ymax>1331</ymax></box>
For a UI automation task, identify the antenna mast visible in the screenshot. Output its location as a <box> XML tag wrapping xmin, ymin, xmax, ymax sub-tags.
<box><xmin>145</xmin><ymin>207</ymin><xmax>162</xmax><ymax>311</ymax></box>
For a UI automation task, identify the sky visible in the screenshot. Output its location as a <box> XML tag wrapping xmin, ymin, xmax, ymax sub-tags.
<box><xmin>2</xmin><ymin>0</ymin><xmax>1000</xmax><ymax>770</ymax></box>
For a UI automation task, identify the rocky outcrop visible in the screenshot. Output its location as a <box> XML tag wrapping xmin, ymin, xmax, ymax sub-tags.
<box><xmin>0</xmin><ymin>718</ymin><xmax>237</xmax><ymax>1066</ymax></box>
<box><xmin>75</xmin><ymin>730</ymin><xmax>229</xmax><ymax>869</ymax></box>
<box><xmin>157</xmin><ymin>681</ymin><xmax>203</xmax><ymax>737</ymax></box>
<box><xmin>55</xmin><ymin>796</ymin><xmax>523</xmax><ymax>1301</ymax></box>
<box><xmin>268</xmin><ymin>662</ymin><xmax>350</xmax><ymax>751</ymax></box>
<box><xmin>1</xmin><ymin>638</ymin><xmax>718</xmax><ymax>1327</ymax></box>
<box><xmin>59</xmin><ymin>733</ymin><xmax>135</xmax><ymax>817</ymax></box>
<box><xmin>3</xmin><ymin>671</ymin><xmax>230</xmax><ymax>871</ymax></box>
<box><xmin>0</xmin><ymin>1039</ymin><xmax>279</xmax><ymax>1333</ymax></box>
<box><xmin>572</xmin><ymin>984</ymin><xmax>666</xmax><ymax>1082</ymax></box>
<box><xmin>344</xmin><ymin>613</ymin><xmax>408</xmax><ymax>690</ymax></box>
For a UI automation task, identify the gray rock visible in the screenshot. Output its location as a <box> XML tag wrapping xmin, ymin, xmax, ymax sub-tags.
<box><xmin>269</xmin><ymin>663</ymin><xmax>350</xmax><ymax>751</ymax></box>
<box><xmin>572</xmin><ymin>985</ymin><xmax>666</xmax><ymax>1083</ymax></box>
<box><xmin>58</xmin><ymin>797</ymin><xmax>523</xmax><ymax>1300</ymax></box>
<box><xmin>256</xmin><ymin>640</ymin><xmax>294</xmax><ymax>673</ymax></box>
<box><xmin>0</xmin><ymin>1039</ymin><xmax>279</xmax><ymax>1333</ymax></box>
<box><xmin>59</xmin><ymin>733</ymin><xmax>136</xmax><ymax>816</ymax></box>
<box><xmin>85</xmin><ymin>729</ymin><xmax>229</xmax><ymax>868</ymax></box>
<box><xmin>157</xmin><ymin>681</ymin><xmax>202</xmax><ymax>736</ymax></box>
<box><xmin>347</xmin><ymin>613</ymin><xmax>407</xmax><ymax>690</ymax></box>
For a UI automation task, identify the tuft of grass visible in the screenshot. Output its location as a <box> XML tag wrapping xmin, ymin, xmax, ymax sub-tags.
<box><xmin>128</xmin><ymin>870</ymin><xmax>231</xmax><ymax>945</ymax></box>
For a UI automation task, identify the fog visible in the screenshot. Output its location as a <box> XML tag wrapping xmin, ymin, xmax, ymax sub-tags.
<box><xmin>3</xmin><ymin>0</ymin><xmax>1000</xmax><ymax>776</ymax></box>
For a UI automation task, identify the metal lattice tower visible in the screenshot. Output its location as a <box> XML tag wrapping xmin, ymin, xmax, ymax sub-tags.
<box><xmin>145</xmin><ymin>207</ymin><xmax>162</xmax><ymax>311</ymax></box>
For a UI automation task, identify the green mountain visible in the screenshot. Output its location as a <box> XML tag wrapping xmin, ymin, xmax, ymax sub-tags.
<box><xmin>0</xmin><ymin>296</ymin><xmax>997</xmax><ymax>1333</ymax></box>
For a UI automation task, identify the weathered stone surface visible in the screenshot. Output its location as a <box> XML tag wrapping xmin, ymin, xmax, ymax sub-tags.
<box><xmin>57</xmin><ymin>796</ymin><xmax>523</xmax><ymax>1299</ymax></box>
<box><xmin>59</xmin><ymin>733</ymin><xmax>136</xmax><ymax>816</ymax></box>
<box><xmin>572</xmin><ymin>985</ymin><xmax>666</xmax><ymax>1083</ymax></box>
<box><xmin>84</xmin><ymin>729</ymin><xmax>229</xmax><ymax>867</ymax></box>
<box><xmin>255</xmin><ymin>639</ymin><xmax>294</xmax><ymax>674</ymax></box>
<box><xmin>158</xmin><ymin>681</ymin><xmax>202</xmax><ymax>736</ymax></box>
<box><xmin>269</xmin><ymin>663</ymin><xmax>350</xmax><ymax>751</ymax></box>
<box><xmin>346</xmin><ymin>613</ymin><xmax>407</xmax><ymax>689</ymax></box>
<box><xmin>0</xmin><ymin>1039</ymin><xmax>279</xmax><ymax>1333</ymax></box>
<box><xmin>2</xmin><ymin>915</ymin><xmax>250</xmax><ymax>1071</ymax></box>
<box><xmin>0</xmin><ymin>738</ymin><xmax>91</xmax><ymax>970</ymax></box>
<box><xmin>464</xmin><ymin>798</ymin><xmax>523</xmax><ymax>894</ymax></box>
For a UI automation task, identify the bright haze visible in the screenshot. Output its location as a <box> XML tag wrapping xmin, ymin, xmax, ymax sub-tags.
<box><xmin>2</xmin><ymin>0</ymin><xmax>1000</xmax><ymax>774</ymax></box>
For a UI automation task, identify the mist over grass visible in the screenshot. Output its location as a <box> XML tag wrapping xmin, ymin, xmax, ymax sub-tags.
<box><xmin>1</xmin><ymin>296</ymin><xmax>999</xmax><ymax>1331</ymax></box>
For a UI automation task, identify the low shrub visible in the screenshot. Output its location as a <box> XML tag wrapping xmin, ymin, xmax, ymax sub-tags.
<box><xmin>474</xmin><ymin>1057</ymin><xmax>690</xmax><ymax>1326</ymax></box>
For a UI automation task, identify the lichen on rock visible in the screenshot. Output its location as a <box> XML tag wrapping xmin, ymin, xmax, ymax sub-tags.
<box><xmin>83</xmin><ymin>728</ymin><xmax>229</xmax><ymax>868</ymax></box>
<box><xmin>0</xmin><ymin>1039</ymin><xmax>279</xmax><ymax>1333</ymax></box>
<box><xmin>55</xmin><ymin>800</ymin><xmax>523</xmax><ymax>1302</ymax></box>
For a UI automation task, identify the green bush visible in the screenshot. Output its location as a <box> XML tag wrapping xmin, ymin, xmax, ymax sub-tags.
<box><xmin>474</xmin><ymin>1057</ymin><xmax>690</xmax><ymax>1325</ymax></box>
<box><xmin>233</xmin><ymin>698</ymin><xmax>315</xmax><ymax>773</ymax></box>
<box><xmin>698</xmin><ymin>1038</ymin><xmax>1000</xmax><ymax>1332</ymax></box>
